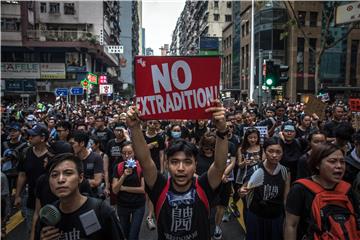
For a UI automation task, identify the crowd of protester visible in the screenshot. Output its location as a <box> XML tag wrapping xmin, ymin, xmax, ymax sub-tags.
<box><xmin>1</xmin><ymin>97</ymin><xmax>359</xmax><ymax>240</ymax></box>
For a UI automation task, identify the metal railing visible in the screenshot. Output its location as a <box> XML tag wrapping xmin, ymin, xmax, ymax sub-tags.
<box><xmin>26</xmin><ymin>30</ymin><xmax>99</xmax><ymax>44</ymax></box>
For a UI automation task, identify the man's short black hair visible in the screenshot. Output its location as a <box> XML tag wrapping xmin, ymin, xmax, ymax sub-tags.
<box><xmin>56</xmin><ymin>121</ymin><xmax>72</xmax><ymax>130</ymax></box>
<box><xmin>72</xmin><ymin>131</ymin><xmax>90</xmax><ymax>147</ymax></box>
<box><xmin>166</xmin><ymin>139</ymin><xmax>198</xmax><ymax>160</ymax></box>
<box><xmin>48</xmin><ymin>153</ymin><xmax>83</xmax><ymax>175</ymax></box>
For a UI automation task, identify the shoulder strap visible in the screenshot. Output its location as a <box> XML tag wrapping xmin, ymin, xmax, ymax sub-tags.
<box><xmin>334</xmin><ymin>180</ymin><xmax>351</xmax><ymax>194</ymax></box>
<box><xmin>135</xmin><ymin>161</ymin><xmax>142</xmax><ymax>181</ymax></box>
<box><xmin>117</xmin><ymin>162</ymin><xmax>125</xmax><ymax>177</ymax></box>
<box><xmin>195</xmin><ymin>177</ymin><xmax>209</xmax><ymax>215</ymax></box>
<box><xmin>14</xmin><ymin>142</ymin><xmax>27</xmax><ymax>152</ymax></box>
<box><xmin>295</xmin><ymin>178</ymin><xmax>324</xmax><ymax>194</ymax></box>
<box><xmin>346</xmin><ymin>156</ymin><xmax>360</xmax><ymax>170</ymax></box>
<box><xmin>155</xmin><ymin>177</ymin><xmax>170</xmax><ymax>221</ymax></box>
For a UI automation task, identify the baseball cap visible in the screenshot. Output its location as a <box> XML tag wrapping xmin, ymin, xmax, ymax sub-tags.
<box><xmin>9</xmin><ymin>122</ymin><xmax>21</xmax><ymax>131</ymax></box>
<box><xmin>27</xmin><ymin>124</ymin><xmax>49</xmax><ymax>137</ymax></box>
<box><xmin>26</xmin><ymin>114</ymin><xmax>37</xmax><ymax>122</ymax></box>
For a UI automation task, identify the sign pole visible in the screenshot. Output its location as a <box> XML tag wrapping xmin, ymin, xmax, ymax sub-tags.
<box><xmin>75</xmin><ymin>95</ymin><xmax>77</xmax><ymax>109</ymax></box>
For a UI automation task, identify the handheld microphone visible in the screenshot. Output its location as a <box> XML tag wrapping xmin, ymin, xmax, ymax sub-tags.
<box><xmin>39</xmin><ymin>204</ymin><xmax>61</xmax><ymax>226</ymax></box>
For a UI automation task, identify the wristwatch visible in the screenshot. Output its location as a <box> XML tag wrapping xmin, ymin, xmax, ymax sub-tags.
<box><xmin>216</xmin><ymin>129</ymin><xmax>229</xmax><ymax>139</ymax></box>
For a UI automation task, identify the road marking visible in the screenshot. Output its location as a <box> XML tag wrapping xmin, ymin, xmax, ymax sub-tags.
<box><xmin>236</xmin><ymin>199</ymin><xmax>246</xmax><ymax>233</ymax></box>
<box><xmin>6</xmin><ymin>211</ymin><xmax>24</xmax><ymax>234</ymax></box>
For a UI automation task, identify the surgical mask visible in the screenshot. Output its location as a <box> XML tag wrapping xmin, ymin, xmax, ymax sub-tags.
<box><xmin>171</xmin><ymin>131</ymin><xmax>181</xmax><ymax>139</ymax></box>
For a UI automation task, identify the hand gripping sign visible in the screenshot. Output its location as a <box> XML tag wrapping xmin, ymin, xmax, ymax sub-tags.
<box><xmin>135</xmin><ymin>56</ymin><xmax>221</xmax><ymax>120</ymax></box>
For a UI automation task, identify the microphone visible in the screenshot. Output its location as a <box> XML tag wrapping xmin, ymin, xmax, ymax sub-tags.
<box><xmin>39</xmin><ymin>204</ymin><xmax>61</xmax><ymax>226</ymax></box>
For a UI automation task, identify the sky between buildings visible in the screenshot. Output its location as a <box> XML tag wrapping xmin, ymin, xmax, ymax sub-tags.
<box><xmin>143</xmin><ymin>0</ymin><xmax>186</xmax><ymax>55</ymax></box>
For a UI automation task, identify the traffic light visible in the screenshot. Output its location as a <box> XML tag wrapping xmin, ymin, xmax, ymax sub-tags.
<box><xmin>264</xmin><ymin>60</ymin><xmax>277</xmax><ymax>88</ymax></box>
<box><xmin>277</xmin><ymin>65</ymin><xmax>289</xmax><ymax>83</ymax></box>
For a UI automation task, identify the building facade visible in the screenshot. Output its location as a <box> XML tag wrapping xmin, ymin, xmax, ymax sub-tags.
<box><xmin>1</xmin><ymin>1</ymin><xmax>141</xmax><ymax>102</ymax></box>
<box><xmin>170</xmin><ymin>0</ymin><xmax>232</xmax><ymax>56</ymax></box>
<box><xmin>230</xmin><ymin>0</ymin><xmax>360</xmax><ymax>101</ymax></box>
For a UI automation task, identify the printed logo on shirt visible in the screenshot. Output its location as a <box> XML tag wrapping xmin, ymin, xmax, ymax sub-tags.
<box><xmin>110</xmin><ymin>146</ymin><xmax>121</xmax><ymax>157</ymax></box>
<box><xmin>86</xmin><ymin>163</ymin><xmax>94</xmax><ymax>170</ymax></box>
<box><xmin>58</xmin><ymin>228</ymin><xmax>81</xmax><ymax>240</ymax></box>
<box><xmin>167</xmin><ymin>189</ymin><xmax>196</xmax><ymax>233</ymax></box>
<box><xmin>263</xmin><ymin>184</ymin><xmax>279</xmax><ymax>200</ymax></box>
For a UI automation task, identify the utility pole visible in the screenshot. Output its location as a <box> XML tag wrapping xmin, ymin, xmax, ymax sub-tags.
<box><xmin>258</xmin><ymin>49</ymin><xmax>263</xmax><ymax>105</ymax></box>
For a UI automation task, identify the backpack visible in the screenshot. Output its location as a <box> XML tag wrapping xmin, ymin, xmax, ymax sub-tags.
<box><xmin>155</xmin><ymin>177</ymin><xmax>209</xmax><ymax>220</ymax></box>
<box><xmin>296</xmin><ymin>179</ymin><xmax>360</xmax><ymax>240</ymax></box>
<box><xmin>1</xmin><ymin>142</ymin><xmax>28</xmax><ymax>177</ymax></box>
<box><xmin>117</xmin><ymin>160</ymin><xmax>142</xmax><ymax>182</ymax></box>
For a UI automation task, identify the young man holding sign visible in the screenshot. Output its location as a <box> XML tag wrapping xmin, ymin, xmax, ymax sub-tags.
<box><xmin>126</xmin><ymin>99</ymin><xmax>228</xmax><ymax>240</ymax></box>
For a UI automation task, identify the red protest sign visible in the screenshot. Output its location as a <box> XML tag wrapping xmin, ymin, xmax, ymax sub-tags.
<box><xmin>349</xmin><ymin>98</ymin><xmax>360</xmax><ymax>112</ymax></box>
<box><xmin>135</xmin><ymin>56</ymin><xmax>221</xmax><ymax>120</ymax></box>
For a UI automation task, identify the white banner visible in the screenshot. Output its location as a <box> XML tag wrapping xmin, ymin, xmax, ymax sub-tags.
<box><xmin>99</xmin><ymin>84</ymin><xmax>113</xmax><ymax>95</ymax></box>
<box><xmin>40</xmin><ymin>63</ymin><xmax>66</xmax><ymax>79</ymax></box>
<box><xmin>1</xmin><ymin>62</ymin><xmax>40</xmax><ymax>79</ymax></box>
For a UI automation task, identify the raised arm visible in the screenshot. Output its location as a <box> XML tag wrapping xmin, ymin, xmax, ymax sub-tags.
<box><xmin>206</xmin><ymin>100</ymin><xmax>228</xmax><ymax>190</ymax></box>
<box><xmin>126</xmin><ymin>107</ymin><xmax>158</xmax><ymax>189</ymax></box>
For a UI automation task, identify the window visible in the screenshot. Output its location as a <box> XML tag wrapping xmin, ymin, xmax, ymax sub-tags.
<box><xmin>309</xmin><ymin>12</ymin><xmax>318</xmax><ymax>27</ymax></box>
<box><xmin>64</xmin><ymin>3</ymin><xmax>75</xmax><ymax>15</ymax></box>
<box><xmin>49</xmin><ymin>2</ymin><xmax>60</xmax><ymax>14</ymax></box>
<box><xmin>227</xmin><ymin>2</ymin><xmax>231</xmax><ymax>8</ymax></box>
<box><xmin>214</xmin><ymin>14</ymin><xmax>220</xmax><ymax>21</ymax></box>
<box><xmin>214</xmin><ymin>1</ymin><xmax>219</xmax><ymax>9</ymax></box>
<box><xmin>245</xmin><ymin>21</ymin><xmax>249</xmax><ymax>35</ymax></box>
<box><xmin>1</xmin><ymin>18</ymin><xmax>20</xmax><ymax>31</ymax></box>
<box><xmin>225</xmin><ymin>15</ymin><xmax>232</xmax><ymax>22</ymax></box>
<box><xmin>242</xmin><ymin>25</ymin><xmax>245</xmax><ymax>37</ymax></box>
<box><xmin>40</xmin><ymin>2</ymin><xmax>46</xmax><ymax>13</ymax></box>
<box><xmin>298</xmin><ymin>11</ymin><xmax>306</xmax><ymax>26</ymax></box>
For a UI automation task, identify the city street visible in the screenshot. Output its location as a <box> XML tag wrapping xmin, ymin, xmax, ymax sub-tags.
<box><xmin>6</xmin><ymin>201</ymin><xmax>246</xmax><ymax>240</ymax></box>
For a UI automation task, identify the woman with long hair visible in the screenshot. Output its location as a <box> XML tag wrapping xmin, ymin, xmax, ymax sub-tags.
<box><xmin>236</xmin><ymin>127</ymin><xmax>263</xmax><ymax>185</ymax></box>
<box><xmin>239</xmin><ymin>137</ymin><xmax>291</xmax><ymax>240</ymax></box>
<box><xmin>112</xmin><ymin>141</ymin><xmax>145</xmax><ymax>240</ymax></box>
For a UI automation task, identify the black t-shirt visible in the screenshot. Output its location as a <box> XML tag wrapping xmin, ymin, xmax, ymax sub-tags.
<box><xmin>228</xmin><ymin>134</ymin><xmax>241</xmax><ymax>150</ymax></box>
<box><xmin>83</xmin><ymin>151</ymin><xmax>103</xmax><ymax>180</ymax></box>
<box><xmin>17</xmin><ymin>148</ymin><xmax>47</xmax><ymax>209</ymax></box>
<box><xmin>144</xmin><ymin>133</ymin><xmax>165</xmax><ymax>170</ymax></box>
<box><xmin>247</xmin><ymin>163</ymin><xmax>287</xmax><ymax>218</ymax></box>
<box><xmin>281</xmin><ymin>138</ymin><xmax>307</xmax><ymax>182</ymax></box>
<box><xmin>296</xmin><ymin>152</ymin><xmax>311</xmax><ymax>180</ymax></box>
<box><xmin>106</xmin><ymin>138</ymin><xmax>126</xmax><ymax>179</ymax></box>
<box><xmin>146</xmin><ymin>173</ymin><xmax>217</xmax><ymax>240</ymax></box>
<box><xmin>196</xmin><ymin>153</ymin><xmax>214</xmax><ymax>176</ymax></box>
<box><xmin>286</xmin><ymin>179</ymin><xmax>360</xmax><ymax>240</ymax></box>
<box><xmin>35</xmin><ymin>197</ymin><xmax>125</xmax><ymax>240</ymax></box>
<box><xmin>112</xmin><ymin>165</ymin><xmax>145</xmax><ymax>208</ymax></box>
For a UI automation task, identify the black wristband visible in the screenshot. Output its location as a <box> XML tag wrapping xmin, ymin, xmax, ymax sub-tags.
<box><xmin>216</xmin><ymin>129</ymin><xmax>229</xmax><ymax>139</ymax></box>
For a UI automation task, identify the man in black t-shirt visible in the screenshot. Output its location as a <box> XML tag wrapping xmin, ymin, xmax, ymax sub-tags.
<box><xmin>323</xmin><ymin>105</ymin><xmax>344</xmax><ymax>142</ymax></box>
<box><xmin>36</xmin><ymin>153</ymin><xmax>124</xmax><ymax>240</ymax></box>
<box><xmin>69</xmin><ymin>131</ymin><xmax>103</xmax><ymax>197</ymax></box>
<box><xmin>14</xmin><ymin>124</ymin><xmax>49</xmax><ymax>233</ymax></box>
<box><xmin>94</xmin><ymin>116</ymin><xmax>115</xmax><ymax>152</ymax></box>
<box><xmin>126</xmin><ymin>99</ymin><xmax>229</xmax><ymax>240</ymax></box>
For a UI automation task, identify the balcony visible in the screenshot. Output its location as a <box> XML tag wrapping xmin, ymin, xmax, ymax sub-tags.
<box><xmin>26</xmin><ymin>30</ymin><xmax>99</xmax><ymax>44</ymax></box>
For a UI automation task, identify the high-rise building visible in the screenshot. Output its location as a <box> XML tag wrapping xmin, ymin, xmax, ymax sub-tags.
<box><xmin>223</xmin><ymin>1</ymin><xmax>360</xmax><ymax>101</ymax></box>
<box><xmin>1</xmin><ymin>1</ymin><xmax>141</xmax><ymax>101</ymax></box>
<box><xmin>170</xmin><ymin>0</ymin><xmax>233</xmax><ymax>56</ymax></box>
